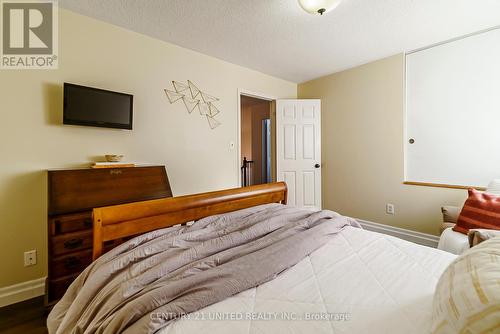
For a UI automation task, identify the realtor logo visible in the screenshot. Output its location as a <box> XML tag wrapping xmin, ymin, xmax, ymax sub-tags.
<box><xmin>1</xmin><ymin>0</ymin><xmax>58</xmax><ymax>69</ymax></box>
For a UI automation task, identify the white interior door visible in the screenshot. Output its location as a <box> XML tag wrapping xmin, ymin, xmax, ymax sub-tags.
<box><xmin>276</xmin><ymin>99</ymin><xmax>321</xmax><ymax>209</ymax></box>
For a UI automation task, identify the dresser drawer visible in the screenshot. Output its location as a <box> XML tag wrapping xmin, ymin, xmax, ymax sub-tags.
<box><xmin>50</xmin><ymin>249</ymin><xmax>93</xmax><ymax>278</ymax></box>
<box><xmin>50</xmin><ymin>212</ymin><xmax>92</xmax><ymax>235</ymax></box>
<box><xmin>48</xmin><ymin>274</ymin><xmax>79</xmax><ymax>301</ymax></box>
<box><xmin>50</xmin><ymin>230</ymin><xmax>92</xmax><ymax>256</ymax></box>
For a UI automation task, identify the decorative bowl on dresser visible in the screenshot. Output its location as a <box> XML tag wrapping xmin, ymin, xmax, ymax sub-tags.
<box><xmin>47</xmin><ymin>165</ymin><xmax>172</xmax><ymax>305</ymax></box>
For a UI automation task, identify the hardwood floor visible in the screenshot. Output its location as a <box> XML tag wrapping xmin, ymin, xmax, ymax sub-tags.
<box><xmin>0</xmin><ymin>297</ymin><xmax>47</xmax><ymax>334</ymax></box>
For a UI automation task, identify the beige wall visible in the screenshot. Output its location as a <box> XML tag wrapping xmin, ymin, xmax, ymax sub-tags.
<box><xmin>0</xmin><ymin>9</ymin><xmax>296</xmax><ymax>288</ymax></box>
<box><xmin>298</xmin><ymin>54</ymin><xmax>467</xmax><ymax>236</ymax></box>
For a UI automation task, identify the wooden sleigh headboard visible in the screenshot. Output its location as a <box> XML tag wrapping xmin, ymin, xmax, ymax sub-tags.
<box><xmin>92</xmin><ymin>182</ymin><xmax>287</xmax><ymax>260</ymax></box>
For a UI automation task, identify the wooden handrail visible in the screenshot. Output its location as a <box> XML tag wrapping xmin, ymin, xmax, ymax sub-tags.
<box><xmin>92</xmin><ymin>182</ymin><xmax>287</xmax><ymax>260</ymax></box>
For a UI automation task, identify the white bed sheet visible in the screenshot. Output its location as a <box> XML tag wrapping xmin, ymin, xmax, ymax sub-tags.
<box><xmin>162</xmin><ymin>226</ymin><xmax>456</xmax><ymax>334</ymax></box>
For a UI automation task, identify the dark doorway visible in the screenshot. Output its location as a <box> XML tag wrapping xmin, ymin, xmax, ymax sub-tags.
<box><xmin>240</xmin><ymin>95</ymin><xmax>273</xmax><ymax>186</ymax></box>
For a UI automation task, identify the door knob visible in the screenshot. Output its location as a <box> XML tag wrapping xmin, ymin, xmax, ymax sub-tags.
<box><xmin>314</xmin><ymin>164</ymin><xmax>321</xmax><ymax>168</ymax></box>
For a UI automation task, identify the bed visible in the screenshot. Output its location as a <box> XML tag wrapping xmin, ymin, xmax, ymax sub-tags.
<box><xmin>47</xmin><ymin>182</ymin><xmax>456</xmax><ymax>334</ymax></box>
<box><xmin>163</xmin><ymin>226</ymin><xmax>456</xmax><ymax>334</ymax></box>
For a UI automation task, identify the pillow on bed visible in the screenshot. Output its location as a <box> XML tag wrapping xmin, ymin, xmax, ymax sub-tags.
<box><xmin>431</xmin><ymin>236</ymin><xmax>500</xmax><ymax>334</ymax></box>
<box><xmin>453</xmin><ymin>189</ymin><xmax>500</xmax><ymax>234</ymax></box>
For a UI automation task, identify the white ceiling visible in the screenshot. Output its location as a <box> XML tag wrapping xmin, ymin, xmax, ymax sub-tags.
<box><xmin>59</xmin><ymin>0</ymin><xmax>500</xmax><ymax>83</ymax></box>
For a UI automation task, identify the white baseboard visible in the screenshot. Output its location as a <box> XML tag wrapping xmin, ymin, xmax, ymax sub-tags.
<box><xmin>0</xmin><ymin>277</ymin><xmax>46</xmax><ymax>308</ymax></box>
<box><xmin>357</xmin><ymin>219</ymin><xmax>440</xmax><ymax>248</ymax></box>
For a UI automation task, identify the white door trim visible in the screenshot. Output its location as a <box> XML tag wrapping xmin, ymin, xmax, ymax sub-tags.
<box><xmin>237</xmin><ymin>89</ymin><xmax>277</xmax><ymax>187</ymax></box>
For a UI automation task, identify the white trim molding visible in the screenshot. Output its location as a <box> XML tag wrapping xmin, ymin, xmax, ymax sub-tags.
<box><xmin>0</xmin><ymin>277</ymin><xmax>46</xmax><ymax>308</ymax></box>
<box><xmin>357</xmin><ymin>219</ymin><xmax>440</xmax><ymax>248</ymax></box>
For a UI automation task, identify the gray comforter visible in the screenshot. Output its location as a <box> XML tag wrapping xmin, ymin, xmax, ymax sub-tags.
<box><xmin>47</xmin><ymin>204</ymin><xmax>360</xmax><ymax>334</ymax></box>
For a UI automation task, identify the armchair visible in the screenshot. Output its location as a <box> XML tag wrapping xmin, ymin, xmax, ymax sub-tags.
<box><xmin>438</xmin><ymin>180</ymin><xmax>500</xmax><ymax>254</ymax></box>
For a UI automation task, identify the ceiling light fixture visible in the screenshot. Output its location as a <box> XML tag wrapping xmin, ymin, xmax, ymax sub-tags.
<box><xmin>298</xmin><ymin>0</ymin><xmax>342</xmax><ymax>15</ymax></box>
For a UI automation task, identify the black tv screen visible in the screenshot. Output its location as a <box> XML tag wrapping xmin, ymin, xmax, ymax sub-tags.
<box><xmin>63</xmin><ymin>83</ymin><xmax>133</xmax><ymax>130</ymax></box>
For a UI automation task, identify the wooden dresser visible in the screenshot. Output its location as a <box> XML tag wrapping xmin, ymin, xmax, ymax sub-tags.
<box><xmin>47</xmin><ymin>166</ymin><xmax>172</xmax><ymax>303</ymax></box>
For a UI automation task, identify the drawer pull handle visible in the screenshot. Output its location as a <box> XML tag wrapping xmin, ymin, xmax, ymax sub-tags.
<box><xmin>64</xmin><ymin>238</ymin><xmax>83</xmax><ymax>249</ymax></box>
<box><xmin>54</xmin><ymin>220</ymin><xmax>62</xmax><ymax>234</ymax></box>
<box><xmin>63</xmin><ymin>257</ymin><xmax>81</xmax><ymax>269</ymax></box>
<box><xmin>83</xmin><ymin>219</ymin><xmax>92</xmax><ymax>228</ymax></box>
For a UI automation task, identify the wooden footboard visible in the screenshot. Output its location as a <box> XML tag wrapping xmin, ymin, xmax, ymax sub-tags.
<box><xmin>92</xmin><ymin>182</ymin><xmax>287</xmax><ymax>260</ymax></box>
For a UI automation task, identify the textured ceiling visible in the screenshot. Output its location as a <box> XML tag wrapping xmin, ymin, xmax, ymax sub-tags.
<box><xmin>59</xmin><ymin>0</ymin><xmax>500</xmax><ymax>83</ymax></box>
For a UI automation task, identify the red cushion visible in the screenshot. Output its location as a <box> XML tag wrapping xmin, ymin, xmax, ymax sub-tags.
<box><xmin>453</xmin><ymin>189</ymin><xmax>500</xmax><ymax>234</ymax></box>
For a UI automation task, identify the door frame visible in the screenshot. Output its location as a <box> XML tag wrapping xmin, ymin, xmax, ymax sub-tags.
<box><xmin>237</xmin><ymin>89</ymin><xmax>276</xmax><ymax>187</ymax></box>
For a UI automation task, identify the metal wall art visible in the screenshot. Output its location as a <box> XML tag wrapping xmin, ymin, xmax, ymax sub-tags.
<box><xmin>164</xmin><ymin>80</ymin><xmax>221</xmax><ymax>129</ymax></box>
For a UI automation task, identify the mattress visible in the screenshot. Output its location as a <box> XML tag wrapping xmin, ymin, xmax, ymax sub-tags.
<box><xmin>162</xmin><ymin>226</ymin><xmax>456</xmax><ymax>334</ymax></box>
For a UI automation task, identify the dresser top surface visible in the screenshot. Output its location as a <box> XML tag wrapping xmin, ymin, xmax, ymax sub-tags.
<box><xmin>47</xmin><ymin>164</ymin><xmax>163</xmax><ymax>172</ymax></box>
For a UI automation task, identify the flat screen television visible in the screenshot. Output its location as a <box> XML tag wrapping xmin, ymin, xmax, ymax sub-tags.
<box><xmin>63</xmin><ymin>83</ymin><xmax>133</xmax><ymax>130</ymax></box>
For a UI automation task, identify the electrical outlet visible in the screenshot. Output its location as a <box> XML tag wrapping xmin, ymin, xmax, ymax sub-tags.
<box><xmin>386</xmin><ymin>203</ymin><xmax>395</xmax><ymax>215</ymax></box>
<box><xmin>24</xmin><ymin>250</ymin><xmax>37</xmax><ymax>267</ymax></box>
